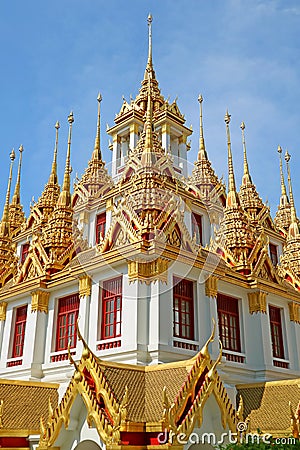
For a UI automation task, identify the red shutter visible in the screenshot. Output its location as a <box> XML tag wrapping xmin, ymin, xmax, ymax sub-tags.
<box><xmin>101</xmin><ymin>277</ymin><xmax>122</xmax><ymax>339</ymax></box>
<box><xmin>217</xmin><ymin>294</ymin><xmax>241</xmax><ymax>352</ymax></box>
<box><xmin>96</xmin><ymin>213</ymin><xmax>106</xmax><ymax>244</ymax></box>
<box><xmin>173</xmin><ymin>277</ymin><xmax>194</xmax><ymax>340</ymax></box>
<box><xmin>12</xmin><ymin>305</ymin><xmax>28</xmax><ymax>358</ymax></box>
<box><xmin>269</xmin><ymin>305</ymin><xmax>284</xmax><ymax>358</ymax></box>
<box><xmin>56</xmin><ymin>294</ymin><xmax>80</xmax><ymax>351</ymax></box>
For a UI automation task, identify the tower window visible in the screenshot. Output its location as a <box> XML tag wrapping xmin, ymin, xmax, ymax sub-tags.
<box><xmin>192</xmin><ymin>213</ymin><xmax>203</xmax><ymax>245</ymax></box>
<box><xmin>96</xmin><ymin>213</ymin><xmax>106</xmax><ymax>245</ymax></box>
<box><xmin>20</xmin><ymin>243</ymin><xmax>30</xmax><ymax>264</ymax></box>
<box><xmin>217</xmin><ymin>294</ymin><xmax>241</xmax><ymax>352</ymax></box>
<box><xmin>12</xmin><ymin>305</ymin><xmax>28</xmax><ymax>358</ymax></box>
<box><xmin>269</xmin><ymin>305</ymin><xmax>284</xmax><ymax>359</ymax></box>
<box><xmin>101</xmin><ymin>277</ymin><xmax>122</xmax><ymax>339</ymax></box>
<box><xmin>173</xmin><ymin>277</ymin><xmax>194</xmax><ymax>340</ymax></box>
<box><xmin>56</xmin><ymin>294</ymin><xmax>80</xmax><ymax>351</ymax></box>
<box><xmin>269</xmin><ymin>243</ymin><xmax>278</xmax><ymax>266</ymax></box>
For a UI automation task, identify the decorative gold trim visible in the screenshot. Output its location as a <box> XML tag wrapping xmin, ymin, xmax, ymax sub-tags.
<box><xmin>79</xmin><ymin>275</ymin><xmax>92</xmax><ymax>298</ymax></box>
<box><xmin>288</xmin><ymin>302</ymin><xmax>300</xmax><ymax>324</ymax></box>
<box><xmin>31</xmin><ymin>290</ymin><xmax>50</xmax><ymax>313</ymax></box>
<box><xmin>0</xmin><ymin>302</ymin><xmax>7</xmax><ymax>321</ymax></box>
<box><xmin>128</xmin><ymin>258</ymin><xmax>168</xmax><ymax>284</ymax></box>
<box><xmin>205</xmin><ymin>275</ymin><xmax>218</xmax><ymax>298</ymax></box>
<box><xmin>248</xmin><ymin>291</ymin><xmax>267</xmax><ymax>314</ymax></box>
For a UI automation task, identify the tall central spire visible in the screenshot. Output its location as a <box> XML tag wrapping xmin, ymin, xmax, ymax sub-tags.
<box><xmin>225</xmin><ymin>111</ymin><xmax>239</xmax><ymax>208</ymax></box>
<box><xmin>141</xmin><ymin>77</ymin><xmax>156</xmax><ymax>167</ymax></box>
<box><xmin>143</xmin><ymin>14</ymin><xmax>156</xmax><ymax>81</ymax></box>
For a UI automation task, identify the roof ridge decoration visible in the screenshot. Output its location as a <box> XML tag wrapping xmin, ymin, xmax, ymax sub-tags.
<box><xmin>211</xmin><ymin>112</ymin><xmax>256</xmax><ymax>271</ymax></box>
<box><xmin>238</xmin><ymin>122</ymin><xmax>265</xmax><ymax>219</ymax></box>
<box><xmin>279</xmin><ymin>151</ymin><xmax>300</xmax><ymax>286</ymax></box>
<box><xmin>274</xmin><ymin>145</ymin><xmax>291</xmax><ymax>234</ymax></box>
<box><xmin>27</xmin><ymin>122</ymin><xmax>61</xmax><ymax>230</ymax></box>
<box><xmin>0</xmin><ymin>150</ymin><xmax>18</xmax><ymax>286</ymax></box>
<box><xmin>73</xmin><ymin>94</ymin><xmax>113</xmax><ymax>205</ymax></box>
<box><xmin>9</xmin><ymin>145</ymin><xmax>26</xmax><ymax>235</ymax></box>
<box><xmin>187</xmin><ymin>95</ymin><xmax>225</xmax><ymax>203</ymax></box>
<box><xmin>38</xmin><ymin>322</ymin><xmax>240</xmax><ymax>449</ymax></box>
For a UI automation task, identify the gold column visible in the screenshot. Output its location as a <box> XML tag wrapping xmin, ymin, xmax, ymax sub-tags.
<box><xmin>205</xmin><ymin>276</ymin><xmax>218</xmax><ymax>298</ymax></box>
<box><xmin>31</xmin><ymin>290</ymin><xmax>50</xmax><ymax>313</ymax></box>
<box><xmin>288</xmin><ymin>302</ymin><xmax>300</xmax><ymax>324</ymax></box>
<box><xmin>247</xmin><ymin>291</ymin><xmax>267</xmax><ymax>314</ymax></box>
<box><xmin>0</xmin><ymin>302</ymin><xmax>7</xmax><ymax>321</ymax></box>
<box><xmin>79</xmin><ymin>275</ymin><xmax>92</xmax><ymax>299</ymax></box>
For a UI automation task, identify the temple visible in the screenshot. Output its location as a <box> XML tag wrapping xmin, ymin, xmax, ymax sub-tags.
<box><xmin>0</xmin><ymin>15</ymin><xmax>300</xmax><ymax>450</ymax></box>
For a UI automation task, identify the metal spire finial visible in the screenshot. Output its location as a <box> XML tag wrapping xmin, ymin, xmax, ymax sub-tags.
<box><xmin>285</xmin><ymin>150</ymin><xmax>299</xmax><ymax>237</ymax></box>
<box><xmin>0</xmin><ymin>149</ymin><xmax>15</xmax><ymax>236</ymax></box>
<box><xmin>240</xmin><ymin>122</ymin><xmax>252</xmax><ymax>185</ymax></box>
<box><xmin>147</xmin><ymin>14</ymin><xmax>153</xmax><ymax>69</ymax></box>
<box><xmin>224</xmin><ymin>111</ymin><xmax>238</xmax><ymax>207</ymax></box>
<box><xmin>141</xmin><ymin>77</ymin><xmax>155</xmax><ymax>167</ymax></box>
<box><xmin>277</xmin><ymin>145</ymin><xmax>288</xmax><ymax>204</ymax></box>
<box><xmin>197</xmin><ymin>94</ymin><xmax>207</xmax><ymax>161</ymax></box>
<box><xmin>49</xmin><ymin>122</ymin><xmax>60</xmax><ymax>185</ymax></box>
<box><xmin>11</xmin><ymin>145</ymin><xmax>24</xmax><ymax>206</ymax></box>
<box><xmin>58</xmin><ymin>112</ymin><xmax>74</xmax><ymax>207</ymax></box>
<box><xmin>93</xmin><ymin>93</ymin><xmax>102</xmax><ymax>161</ymax></box>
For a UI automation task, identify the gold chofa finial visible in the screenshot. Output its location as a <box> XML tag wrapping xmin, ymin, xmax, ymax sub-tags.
<box><xmin>11</xmin><ymin>145</ymin><xmax>24</xmax><ymax>206</ymax></box>
<box><xmin>197</xmin><ymin>94</ymin><xmax>207</xmax><ymax>160</ymax></box>
<box><xmin>93</xmin><ymin>93</ymin><xmax>102</xmax><ymax>161</ymax></box>
<box><xmin>240</xmin><ymin>121</ymin><xmax>252</xmax><ymax>185</ymax></box>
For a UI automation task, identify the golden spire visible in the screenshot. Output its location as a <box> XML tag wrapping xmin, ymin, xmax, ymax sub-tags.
<box><xmin>141</xmin><ymin>77</ymin><xmax>156</xmax><ymax>167</ymax></box>
<box><xmin>146</xmin><ymin>14</ymin><xmax>153</xmax><ymax>73</ymax></box>
<box><xmin>48</xmin><ymin>122</ymin><xmax>60</xmax><ymax>185</ymax></box>
<box><xmin>197</xmin><ymin>94</ymin><xmax>208</xmax><ymax>161</ymax></box>
<box><xmin>224</xmin><ymin>111</ymin><xmax>239</xmax><ymax>207</ymax></box>
<box><xmin>0</xmin><ymin>149</ymin><xmax>15</xmax><ymax>237</ymax></box>
<box><xmin>278</xmin><ymin>145</ymin><xmax>289</xmax><ymax>206</ymax></box>
<box><xmin>285</xmin><ymin>150</ymin><xmax>299</xmax><ymax>237</ymax></box>
<box><xmin>58</xmin><ymin>112</ymin><xmax>74</xmax><ymax>207</ymax></box>
<box><xmin>240</xmin><ymin>122</ymin><xmax>252</xmax><ymax>185</ymax></box>
<box><xmin>92</xmin><ymin>93</ymin><xmax>102</xmax><ymax>161</ymax></box>
<box><xmin>11</xmin><ymin>145</ymin><xmax>23</xmax><ymax>205</ymax></box>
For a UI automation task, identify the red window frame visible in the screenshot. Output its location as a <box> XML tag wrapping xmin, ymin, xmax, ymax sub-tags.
<box><xmin>101</xmin><ymin>277</ymin><xmax>122</xmax><ymax>339</ymax></box>
<box><xmin>56</xmin><ymin>294</ymin><xmax>80</xmax><ymax>351</ymax></box>
<box><xmin>217</xmin><ymin>294</ymin><xmax>241</xmax><ymax>352</ymax></box>
<box><xmin>12</xmin><ymin>305</ymin><xmax>28</xmax><ymax>358</ymax></box>
<box><xmin>191</xmin><ymin>213</ymin><xmax>203</xmax><ymax>246</ymax></box>
<box><xmin>269</xmin><ymin>243</ymin><xmax>278</xmax><ymax>266</ymax></box>
<box><xmin>173</xmin><ymin>277</ymin><xmax>194</xmax><ymax>340</ymax></box>
<box><xmin>20</xmin><ymin>243</ymin><xmax>30</xmax><ymax>264</ymax></box>
<box><xmin>96</xmin><ymin>212</ymin><xmax>106</xmax><ymax>245</ymax></box>
<box><xmin>269</xmin><ymin>305</ymin><xmax>284</xmax><ymax>359</ymax></box>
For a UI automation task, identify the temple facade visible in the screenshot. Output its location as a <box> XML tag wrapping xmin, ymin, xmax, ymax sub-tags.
<box><xmin>0</xmin><ymin>15</ymin><xmax>300</xmax><ymax>450</ymax></box>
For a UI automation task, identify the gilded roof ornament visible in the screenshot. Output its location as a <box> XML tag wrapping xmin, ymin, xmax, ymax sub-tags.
<box><xmin>274</xmin><ymin>146</ymin><xmax>291</xmax><ymax>232</ymax></box>
<box><xmin>57</xmin><ymin>111</ymin><xmax>74</xmax><ymax>207</ymax></box>
<box><xmin>285</xmin><ymin>151</ymin><xmax>299</xmax><ymax>238</ymax></box>
<box><xmin>224</xmin><ymin>110</ymin><xmax>239</xmax><ymax>208</ymax></box>
<box><xmin>9</xmin><ymin>145</ymin><xmax>26</xmax><ymax>235</ymax></box>
<box><xmin>92</xmin><ymin>93</ymin><xmax>102</xmax><ymax>161</ymax></box>
<box><xmin>197</xmin><ymin>94</ymin><xmax>208</xmax><ymax>161</ymax></box>
<box><xmin>48</xmin><ymin>121</ymin><xmax>60</xmax><ymax>185</ymax></box>
<box><xmin>240</xmin><ymin>122</ymin><xmax>252</xmax><ymax>185</ymax></box>
<box><xmin>1</xmin><ymin>149</ymin><xmax>15</xmax><ymax>237</ymax></box>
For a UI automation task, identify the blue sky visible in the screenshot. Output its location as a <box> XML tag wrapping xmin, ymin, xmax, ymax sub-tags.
<box><xmin>0</xmin><ymin>0</ymin><xmax>300</xmax><ymax>217</ymax></box>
